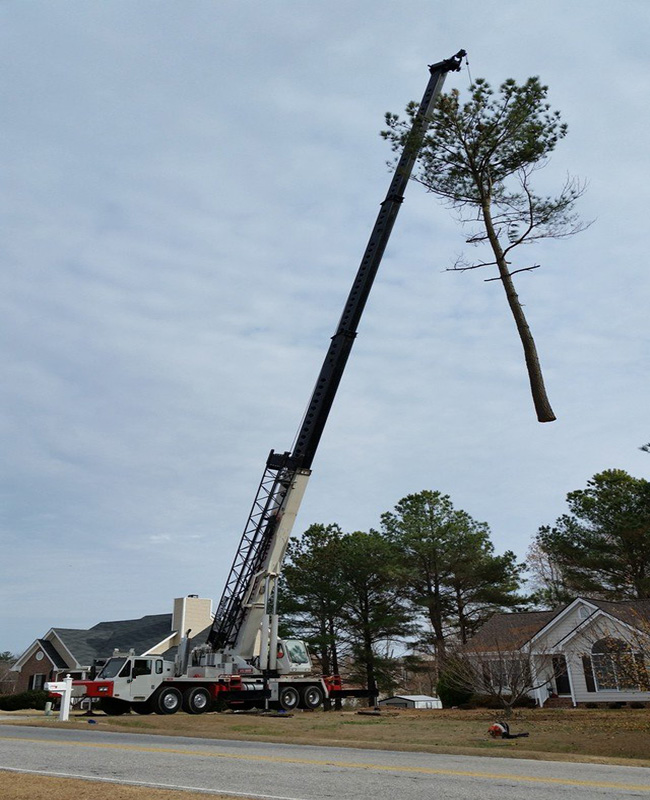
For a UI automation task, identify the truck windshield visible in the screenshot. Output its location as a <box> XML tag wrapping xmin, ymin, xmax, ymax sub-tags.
<box><xmin>96</xmin><ymin>658</ymin><xmax>127</xmax><ymax>679</ymax></box>
<box><xmin>284</xmin><ymin>640</ymin><xmax>310</xmax><ymax>665</ymax></box>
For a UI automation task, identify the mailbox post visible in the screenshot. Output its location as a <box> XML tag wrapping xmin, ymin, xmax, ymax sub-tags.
<box><xmin>44</xmin><ymin>674</ymin><xmax>73</xmax><ymax>721</ymax></box>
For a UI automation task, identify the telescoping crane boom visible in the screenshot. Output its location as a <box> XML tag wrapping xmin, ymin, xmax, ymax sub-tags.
<box><xmin>70</xmin><ymin>52</ymin><xmax>465</xmax><ymax>716</ymax></box>
<box><xmin>204</xmin><ymin>50</ymin><xmax>466</xmax><ymax>676</ymax></box>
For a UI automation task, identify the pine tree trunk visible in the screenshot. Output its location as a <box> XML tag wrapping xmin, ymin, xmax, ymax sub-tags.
<box><xmin>456</xmin><ymin>586</ymin><xmax>468</xmax><ymax>644</ymax></box>
<box><xmin>329</xmin><ymin>616</ymin><xmax>342</xmax><ymax>710</ymax></box>
<box><xmin>363</xmin><ymin>629</ymin><xmax>377</xmax><ymax>707</ymax></box>
<box><xmin>482</xmin><ymin>202</ymin><xmax>556</xmax><ymax>423</ymax></box>
<box><xmin>427</xmin><ymin>586</ymin><xmax>446</xmax><ymax>658</ymax></box>
<box><xmin>320</xmin><ymin>619</ymin><xmax>331</xmax><ymax>675</ymax></box>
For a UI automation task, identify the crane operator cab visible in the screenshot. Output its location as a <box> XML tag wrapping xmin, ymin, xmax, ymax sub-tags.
<box><xmin>276</xmin><ymin>639</ymin><xmax>312</xmax><ymax>674</ymax></box>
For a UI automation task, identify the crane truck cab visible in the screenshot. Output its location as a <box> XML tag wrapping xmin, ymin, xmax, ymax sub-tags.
<box><xmin>73</xmin><ymin>653</ymin><xmax>175</xmax><ymax>715</ymax></box>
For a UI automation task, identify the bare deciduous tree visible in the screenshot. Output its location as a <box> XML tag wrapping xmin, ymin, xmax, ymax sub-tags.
<box><xmin>525</xmin><ymin>538</ymin><xmax>572</xmax><ymax>606</ymax></box>
<box><xmin>442</xmin><ymin>640</ymin><xmax>560</xmax><ymax>717</ymax></box>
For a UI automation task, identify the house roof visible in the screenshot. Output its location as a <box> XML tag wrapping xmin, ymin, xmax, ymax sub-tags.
<box><xmin>465</xmin><ymin>609</ymin><xmax>559</xmax><ymax>652</ymax></box>
<box><xmin>37</xmin><ymin>639</ymin><xmax>68</xmax><ymax>669</ymax></box>
<box><xmin>466</xmin><ymin>597</ymin><xmax>650</xmax><ymax>653</ymax></box>
<box><xmin>52</xmin><ymin>614</ymin><xmax>173</xmax><ymax>667</ymax></box>
<box><xmin>161</xmin><ymin>624</ymin><xmax>212</xmax><ymax>659</ymax></box>
<box><xmin>588</xmin><ymin>599</ymin><xmax>650</xmax><ymax>629</ymax></box>
<box><xmin>15</xmin><ymin>597</ymin><xmax>214</xmax><ymax>674</ymax></box>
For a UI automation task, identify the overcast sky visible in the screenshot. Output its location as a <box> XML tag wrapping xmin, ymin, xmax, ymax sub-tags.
<box><xmin>2</xmin><ymin>1</ymin><xmax>648</xmax><ymax>655</ymax></box>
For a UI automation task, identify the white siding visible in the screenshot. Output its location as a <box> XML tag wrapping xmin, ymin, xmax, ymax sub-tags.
<box><xmin>529</xmin><ymin>603</ymin><xmax>650</xmax><ymax>705</ymax></box>
<box><xmin>566</xmin><ymin>626</ymin><xmax>650</xmax><ymax>704</ymax></box>
<box><xmin>534</xmin><ymin>602</ymin><xmax>596</xmax><ymax>651</ymax></box>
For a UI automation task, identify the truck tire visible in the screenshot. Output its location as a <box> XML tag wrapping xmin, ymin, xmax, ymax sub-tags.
<box><xmin>278</xmin><ymin>686</ymin><xmax>300</xmax><ymax>711</ymax></box>
<box><xmin>99</xmin><ymin>698</ymin><xmax>130</xmax><ymax>716</ymax></box>
<box><xmin>153</xmin><ymin>686</ymin><xmax>182</xmax><ymax>715</ymax></box>
<box><xmin>182</xmin><ymin>686</ymin><xmax>212</xmax><ymax>714</ymax></box>
<box><xmin>301</xmin><ymin>684</ymin><xmax>324</xmax><ymax>710</ymax></box>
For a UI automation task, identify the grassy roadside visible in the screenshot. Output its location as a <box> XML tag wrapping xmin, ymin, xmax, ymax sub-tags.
<box><xmin>4</xmin><ymin>707</ymin><xmax>650</xmax><ymax>765</ymax></box>
<box><xmin>2</xmin><ymin>708</ymin><xmax>649</xmax><ymax>799</ymax></box>
<box><xmin>0</xmin><ymin>772</ymin><xmax>254</xmax><ymax>800</ymax></box>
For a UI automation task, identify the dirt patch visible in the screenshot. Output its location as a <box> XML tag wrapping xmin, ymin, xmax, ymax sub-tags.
<box><xmin>0</xmin><ymin>771</ymin><xmax>255</xmax><ymax>800</ymax></box>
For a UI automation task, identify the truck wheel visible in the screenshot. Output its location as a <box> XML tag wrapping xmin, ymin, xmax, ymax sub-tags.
<box><xmin>132</xmin><ymin>701</ymin><xmax>153</xmax><ymax>715</ymax></box>
<box><xmin>99</xmin><ymin>698</ymin><xmax>130</xmax><ymax>716</ymax></box>
<box><xmin>301</xmin><ymin>684</ymin><xmax>324</xmax><ymax>710</ymax></box>
<box><xmin>278</xmin><ymin>686</ymin><xmax>300</xmax><ymax>711</ymax></box>
<box><xmin>153</xmin><ymin>687</ymin><xmax>182</xmax><ymax>715</ymax></box>
<box><xmin>182</xmin><ymin>686</ymin><xmax>212</xmax><ymax>714</ymax></box>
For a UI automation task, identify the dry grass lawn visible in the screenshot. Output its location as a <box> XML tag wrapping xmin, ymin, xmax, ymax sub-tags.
<box><xmin>0</xmin><ymin>772</ymin><xmax>254</xmax><ymax>800</ymax></box>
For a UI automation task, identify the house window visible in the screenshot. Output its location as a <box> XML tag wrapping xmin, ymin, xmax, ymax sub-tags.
<box><xmin>582</xmin><ymin>655</ymin><xmax>596</xmax><ymax>692</ymax></box>
<box><xmin>590</xmin><ymin>638</ymin><xmax>648</xmax><ymax>692</ymax></box>
<box><xmin>29</xmin><ymin>674</ymin><xmax>46</xmax><ymax>690</ymax></box>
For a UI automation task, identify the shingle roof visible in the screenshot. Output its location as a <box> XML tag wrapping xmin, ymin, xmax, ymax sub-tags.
<box><xmin>53</xmin><ymin>614</ymin><xmax>173</xmax><ymax>667</ymax></box>
<box><xmin>464</xmin><ymin>610</ymin><xmax>559</xmax><ymax>652</ymax></box>
<box><xmin>37</xmin><ymin>639</ymin><xmax>68</xmax><ymax>669</ymax></box>
<box><xmin>162</xmin><ymin>624</ymin><xmax>212</xmax><ymax>659</ymax></box>
<box><xmin>587</xmin><ymin>598</ymin><xmax>650</xmax><ymax>630</ymax></box>
<box><xmin>466</xmin><ymin>598</ymin><xmax>650</xmax><ymax>653</ymax></box>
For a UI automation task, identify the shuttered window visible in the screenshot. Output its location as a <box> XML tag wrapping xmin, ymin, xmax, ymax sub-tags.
<box><xmin>29</xmin><ymin>674</ymin><xmax>46</xmax><ymax>690</ymax></box>
<box><xmin>582</xmin><ymin>656</ymin><xmax>596</xmax><ymax>693</ymax></box>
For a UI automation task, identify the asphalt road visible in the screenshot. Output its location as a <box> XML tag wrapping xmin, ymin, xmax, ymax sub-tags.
<box><xmin>1</xmin><ymin>724</ymin><xmax>649</xmax><ymax>799</ymax></box>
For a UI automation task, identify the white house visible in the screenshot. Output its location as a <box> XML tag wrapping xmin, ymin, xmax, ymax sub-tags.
<box><xmin>465</xmin><ymin>597</ymin><xmax>650</xmax><ymax>707</ymax></box>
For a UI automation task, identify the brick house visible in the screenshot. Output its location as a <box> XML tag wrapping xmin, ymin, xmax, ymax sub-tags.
<box><xmin>11</xmin><ymin>596</ymin><xmax>212</xmax><ymax>693</ymax></box>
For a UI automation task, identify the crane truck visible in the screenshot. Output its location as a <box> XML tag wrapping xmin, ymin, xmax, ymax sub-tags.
<box><xmin>72</xmin><ymin>51</ymin><xmax>465</xmax><ymax>716</ymax></box>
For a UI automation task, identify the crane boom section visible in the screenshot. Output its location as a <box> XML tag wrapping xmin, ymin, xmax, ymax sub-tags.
<box><xmin>291</xmin><ymin>51</ymin><xmax>465</xmax><ymax>469</ymax></box>
<box><xmin>207</xmin><ymin>51</ymin><xmax>466</xmax><ymax>656</ymax></box>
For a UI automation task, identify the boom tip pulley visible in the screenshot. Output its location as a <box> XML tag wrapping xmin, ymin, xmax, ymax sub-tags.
<box><xmin>429</xmin><ymin>49</ymin><xmax>467</xmax><ymax>74</ymax></box>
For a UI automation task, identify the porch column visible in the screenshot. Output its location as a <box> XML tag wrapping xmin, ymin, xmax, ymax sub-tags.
<box><xmin>565</xmin><ymin>654</ymin><xmax>577</xmax><ymax>707</ymax></box>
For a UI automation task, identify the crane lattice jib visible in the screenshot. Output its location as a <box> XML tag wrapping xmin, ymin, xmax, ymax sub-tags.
<box><xmin>208</xmin><ymin>51</ymin><xmax>465</xmax><ymax>654</ymax></box>
<box><xmin>207</xmin><ymin>451</ymin><xmax>297</xmax><ymax>651</ymax></box>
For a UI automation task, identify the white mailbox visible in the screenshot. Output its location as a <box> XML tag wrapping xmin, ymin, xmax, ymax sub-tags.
<box><xmin>44</xmin><ymin>674</ymin><xmax>73</xmax><ymax>721</ymax></box>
